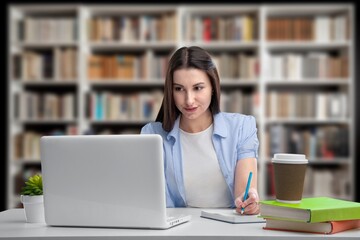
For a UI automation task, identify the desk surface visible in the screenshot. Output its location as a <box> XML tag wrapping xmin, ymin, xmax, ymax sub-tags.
<box><xmin>1</xmin><ymin>208</ymin><xmax>359</xmax><ymax>239</ymax></box>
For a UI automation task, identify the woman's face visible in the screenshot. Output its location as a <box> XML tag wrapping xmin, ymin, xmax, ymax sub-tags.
<box><xmin>173</xmin><ymin>68</ymin><xmax>213</xmax><ymax>122</ymax></box>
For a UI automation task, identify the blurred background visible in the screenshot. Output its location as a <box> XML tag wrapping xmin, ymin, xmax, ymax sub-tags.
<box><xmin>1</xmin><ymin>0</ymin><xmax>359</xmax><ymax>211</ymax></box>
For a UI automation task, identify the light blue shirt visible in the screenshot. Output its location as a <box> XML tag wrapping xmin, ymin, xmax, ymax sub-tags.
<box><xmin>140</xmin><ymin>112</ymin><xmax>259</xmax><ymax>208</ymax></box>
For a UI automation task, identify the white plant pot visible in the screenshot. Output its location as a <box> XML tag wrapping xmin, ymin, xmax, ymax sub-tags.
<box><xmin>20</xmin><ymin>195</ymin><xmax>45</xmax><ymax>223</ymax></box>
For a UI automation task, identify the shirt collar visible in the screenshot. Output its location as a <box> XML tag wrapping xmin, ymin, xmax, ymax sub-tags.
<box><xmin>213</xmin><ymin>112</ymin><xmax>228</xmax><ymax>138</ymax></box>
<box><xmin>167</xmin><ymin>116</ymin><xmax>181</xmax><ymax>141</ymax></box>
<box><xmin>167</xmin><ymin>112</ymin><xmax>228</xmax><ymax>140</ymax></box>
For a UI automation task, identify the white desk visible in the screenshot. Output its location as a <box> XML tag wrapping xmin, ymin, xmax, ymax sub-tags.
<box><xmin>1</xmin><ymin>208</ymin><xmax>359</xmax><ymax>239</ymax></box>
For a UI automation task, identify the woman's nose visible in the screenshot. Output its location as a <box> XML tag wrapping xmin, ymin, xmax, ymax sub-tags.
<box><xmin>185</xmin><ymin>91</ymin><xmax>194</xmax><ymax>105</ymax></box>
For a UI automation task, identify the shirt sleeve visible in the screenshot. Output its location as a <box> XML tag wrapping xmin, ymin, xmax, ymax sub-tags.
<box><xmin>237</xmin><ymin>115</ymin><xmax>259</xmax><ymax>160</ymax></box>
<box><xmin>140</xmin><ymin>123</ymin><xmax>155</xmax><ymax>134</ymax></box>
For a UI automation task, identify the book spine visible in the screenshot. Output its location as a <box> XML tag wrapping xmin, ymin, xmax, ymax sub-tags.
<box><xmin>330</xmin><ymin>220</ymin><xmax>360</xmax><ymax>234</ymax></box>
<box><xmin>311</xmin><ymin>208</ymin><xmax>360</xmax><ymax>223</ymax></box>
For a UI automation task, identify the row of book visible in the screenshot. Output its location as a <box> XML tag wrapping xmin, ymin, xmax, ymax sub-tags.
<box><xmin>84</xmin><ymin>128</ymin><xmax>141</xmax><ymax>135</ymax></box>
<box><xmin>17</xmin><ymin>17</ymin><xmax>77</xmax><ymax>42</ymax></box>
<box><xmin>267</xmin><ymin>14</ymin><xmax>349</xmax><ymax>41</ymax></box>
<box><xmin>212</xmin><ymin>53</ymin><xmax>259</xmax><ymax>79</ymax></box>
<box><xmin>266</xmin><ymin>91</ymin><xmax>348</xmax><ymax>119</ymax></box>
<box><xmin>220</xmin><ymin>90</ymin><xmax>258</xmax><ymax>118</ymax></box>
<box><xmin>266</xmin><ymin>164</ymin><xmax>350</xmax><ymax>199</ymax></box>
<box><xmin>13</xmin><ymin>126</ymin><xmax>78</xmax><ymax>160</ymax></box>
<box><xmin>88</xmin><ymin>14</ymin><xmax>177</xmax><ymax>42</ymax></box>
<box><xmin>88</xmin><ymin>53</ymin><xmax>169</xmax><ymax>80</ymax></box>
<box><xmin>269</xmin><ymin>53</ymin><xmax>348</xmax><ymax>79</ymax></box>
<box><xmin>87</xmin><ymin>52</ymin><xmax>259</xmax><ymax>80</ymax></box>
<box><xmin>14</xmin><ymin>92</ymin><xmax>76</xmax><ymax>120</ymax></box>
<box><xmin>260</xmin><ymin>197</ymin><xmax>360</xmax><ymax>234</ymax></box>
<box><xmin>14</xmin><ymin>14</ymin><xmax>350</xmax><ymax>43</ymax></box>
<box><xmin>87</xmin><ymin>91</ymin><xmax>163</xmax><ymax>121</ymax></box>
<box><xmin>13</xmin><ymin>48</ymin><xmax>78</xmax><ymax>80</ymax></box>
<box><xmin>265</xmin><ymin>125</ymin><xmax>349</xmax><ymax>159</ymax></box>
<box><xmin>186</xmin><ymin>15</ymin><xmax>257</xmax><ymax>42</ymax></box>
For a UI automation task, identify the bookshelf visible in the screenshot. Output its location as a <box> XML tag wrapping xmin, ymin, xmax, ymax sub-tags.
<box><xmin>7</xmin><ymin>4</ymin><xmax>355</xmax><ymax>209</ymax></box>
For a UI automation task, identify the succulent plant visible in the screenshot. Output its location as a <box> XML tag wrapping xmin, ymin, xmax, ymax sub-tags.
<box><xmin>20</xmin><ymin>174</ymin><xmax>43</xmax><ymax>196</ymax></box>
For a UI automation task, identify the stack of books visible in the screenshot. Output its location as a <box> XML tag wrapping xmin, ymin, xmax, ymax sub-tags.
<box><xmin>259</xmin><ymin>197</ymin><xmax>360</xmax><ymax>234</ymax></box>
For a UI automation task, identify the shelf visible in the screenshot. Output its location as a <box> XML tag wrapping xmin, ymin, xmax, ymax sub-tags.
<box><xmin>88</xmin><ymin>80</ymin><xmax>164</xmax><ymax>87</ymax></box>
<box><xmin>266</xmin><ymin>4</ymin><xmax>351</xmax><ymax>15</ymax></box>
<box><xmin>12</xmin><ymin>4</ymin><xmax>79</xmax><ymax>12</ymax></box>
<box><xmin>89</xmin><ymin>120</ymin><xmax>149</xmax><ymax>125</ymax></box>
<box><xmin>302</xmin><ymin>194</ymin><xmax>352</xmax><ymax>201</ymax></box>
<box><xmin>89</xmin><ymin>42</ymin><xmax>177</xmax><ymax>51</ymax></box>
<box><xmin>182</xmin><ymin>41</ymin><xmax>259</xmax><ymax>50</ymax></box>
<box><xmin>220</xmin><ymin>80</ymin><xmax>258</xmax><ymax>87</ymax></box>
<box><xmin>265</xmin><ymin>79</ymin><xmax>350</xmax><ymax>86</ymax></box>
<box><xmin>19</xmin><ymin>81</ymin><xmax>78</xmax><ymax>87</ymax></box>
<box><xmin>265</xmin><ymin>158</ymin><xmax>350</xmax><ymax>165</ymax></box>
<box><xmin>14</xmin><ymin>41</ymin><xmax>78</xmax><ymax>48</ymax></box>
<box><xmin>88</xmin><ymin>79</ymin><xmax>259</xmax><ymax>87</ymax></box>
<box><xmin>13</xmin><ymin>159</ymin><xmax>41</xmax><ymax>164</ymax></box>
<box><xmin>183</xmin><ymin>5</ymin><xmax>260</xmax><ymax>13</ymax></box>
<box><xmin>7</xmin><ymin>4</ymin><xmax>355</xmax><ymax>209</ymax></box>
<box><xmin>87</xmin><ymin>5</ymin><xmax>177</xmax><ymax>13</ymax></box>
<box><xmin>265</xmin><ymin>194</ymin><xmax>353</xmax><ymax>201</ymax></box>
<box><xmin>309</xmin><ymin>159</ymin><xmax>350</xmax><ymax>165</ymax></box>
<box><xmin>18</xmin><ymin>120</ymin><xmax>77</xmax><ymax>125</ymax></box>
<box><xmin>265</xmin><ymin>119</ymin><xmax>350</xmax><ymax>125</ymax></box>
<box><xmin>266</xmin><ymin>41</ymin><xmax>351</xmax><ymax>51</ymax></box>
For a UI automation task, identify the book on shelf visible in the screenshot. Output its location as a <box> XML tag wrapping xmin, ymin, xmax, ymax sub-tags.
<box><xmin>212</xmin><ymin>53</ymin><xmax>259</xmax><ymax>79</ymax></box>
<box><xmin>264</xmin><ymin>218</ymin><xmax>360</xmax><ymax>234</ymax></box>
<box><xmin>200</xmin><ymin>209</ymin><xmax>265</xmax><ymax>224</ymax></box>
<box><xmin>220</xmin><ymin>90</ymin><xmax>257</xmax><ymax>117</ymax></box>
<box><xmin>55</xmin><ymin>47</ymin><xmax>78</xmax><ymax>80</ymax></box>
<box><xmin>13</xmin><ymin>48</ymin><xmax>77</xmax><ymax>81</ymax></box>
<box><xmin>266</xmin><ymin>125</ymin><xmax>349</xmax><ymax>159</ymax></box>
<box><xmin>269</xmin><ymin>52</ymin><xmax>348</xmax><ymax>80</ymax></box>
<box><xmin>266</xmin><ymin>91</ymin><xmax>348</xmax><ymax>119</ymax></box>
<box><xmin>13</xmin><ymin>126</ymin><xmax>78</xmax><ymax>161</ymax></box>
<box><xmin>88</xmin><ymin>13</ymin><xmax>176</xmax><ymax>42</ymax></box>
<box><xmin>266</xmin><ymin>14</ymin><xmax>348</xmax><ymax>41</ymax></box>
<box><xmin>87</xmin><ymin>91</ymin><xmax>163</xmax><ymax>121</ymax></box>
<box><xmin>88</xmin><ymin>54</ymin><xmax>154</xmax><ymax>80</ymax></box>
<box><xmin>15</xmin><ymin>92</ymin><xmax>75</xmax><ymax>120</ymax></box>
<box><xmin>20</xmin><ymin>17</ymin><xmax>77</xmax><ymax>42</ymax></box>
<box><xmin>187</xmin><ymin>14</ymin><xmax>257</xmax><ymax>42</ymax></box>
<box><xmin>260</xmin><ymin>197</ymin><xmax>360</xmax><ymax>223</ymax></box>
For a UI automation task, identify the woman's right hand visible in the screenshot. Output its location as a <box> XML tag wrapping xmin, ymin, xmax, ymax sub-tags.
<box><xmin>234</xmin><ymin>187</ymin><xmax>260</xmax><ymax>215</ymax></box>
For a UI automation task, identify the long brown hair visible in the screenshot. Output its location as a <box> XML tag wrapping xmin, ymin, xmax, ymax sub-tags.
<box><xmin>156</xmin><ymin>46</ymin><xmax>221</xmax><ymax>132</ymax></box>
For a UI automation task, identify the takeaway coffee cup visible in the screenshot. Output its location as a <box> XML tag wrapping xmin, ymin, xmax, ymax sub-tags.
<box><xmin>272</xmin><ymin>153</ymin><xmax>308</xmax><ymax>204</ymax></box>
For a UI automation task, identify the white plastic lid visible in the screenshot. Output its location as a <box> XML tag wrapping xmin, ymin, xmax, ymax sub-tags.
<box><xmin>271</xmin><ymin>153</ymin><xmax>308</xmax><ymax>164</ymax></box>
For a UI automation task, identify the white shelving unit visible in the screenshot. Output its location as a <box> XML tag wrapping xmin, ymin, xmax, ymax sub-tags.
<box><xmin>7</xmin><ymin>4</ymin><xmax>355</xmax><ymax>209</ymax></box>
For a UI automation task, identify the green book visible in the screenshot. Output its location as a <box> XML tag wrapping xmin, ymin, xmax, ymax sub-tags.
<box><xmin>259</xmin><ymin>197</ymin><xmax>360</xmax><ymax>223</ymax></box>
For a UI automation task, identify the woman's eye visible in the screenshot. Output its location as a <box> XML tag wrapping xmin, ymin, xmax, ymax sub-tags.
<box><xmin>195</xmin><ymin>86</ymin><xmax>203</xmax><ymax>91</ymax></box>
<box><xmin>174</xmin><ymin>87</ymin><xmax>183</xmax><ymax>91</ymax></box>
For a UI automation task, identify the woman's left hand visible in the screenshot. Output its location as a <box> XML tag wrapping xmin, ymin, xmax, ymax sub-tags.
<box><xmin>234</xmin><ymin>187</ymin><xmax>260</xmax><ymax>215</ymax></box>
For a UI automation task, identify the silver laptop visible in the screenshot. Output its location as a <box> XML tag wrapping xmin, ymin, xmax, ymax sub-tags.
<box><xmin>41</xmin><ymin>134</ymin><xmax>191</xmax><ymax>229</ymax></box>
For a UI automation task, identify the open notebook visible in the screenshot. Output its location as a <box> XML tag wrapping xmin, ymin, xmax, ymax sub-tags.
<box><xmin>201</xmin><ymin>209</ymin><xmax>265</xmax><ymax>224</ymax></box>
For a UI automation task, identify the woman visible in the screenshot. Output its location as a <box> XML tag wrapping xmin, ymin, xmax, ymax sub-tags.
<box><xmin>141</xmin><ymin>46</ymin><xmax>260</xmax><ymax>215</ymax></box>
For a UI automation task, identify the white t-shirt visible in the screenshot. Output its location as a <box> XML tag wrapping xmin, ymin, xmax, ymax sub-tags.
<box><xmin>180</xmin><ymin>124</ymin><xmax>233</xmax><ymax>208</ymax></box>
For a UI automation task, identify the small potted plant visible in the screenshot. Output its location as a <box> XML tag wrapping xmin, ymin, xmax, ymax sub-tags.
<box><xmin>20</xmin><ymin>174</ymin><xmax>45</xmax><ymax>223</ymax></box>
